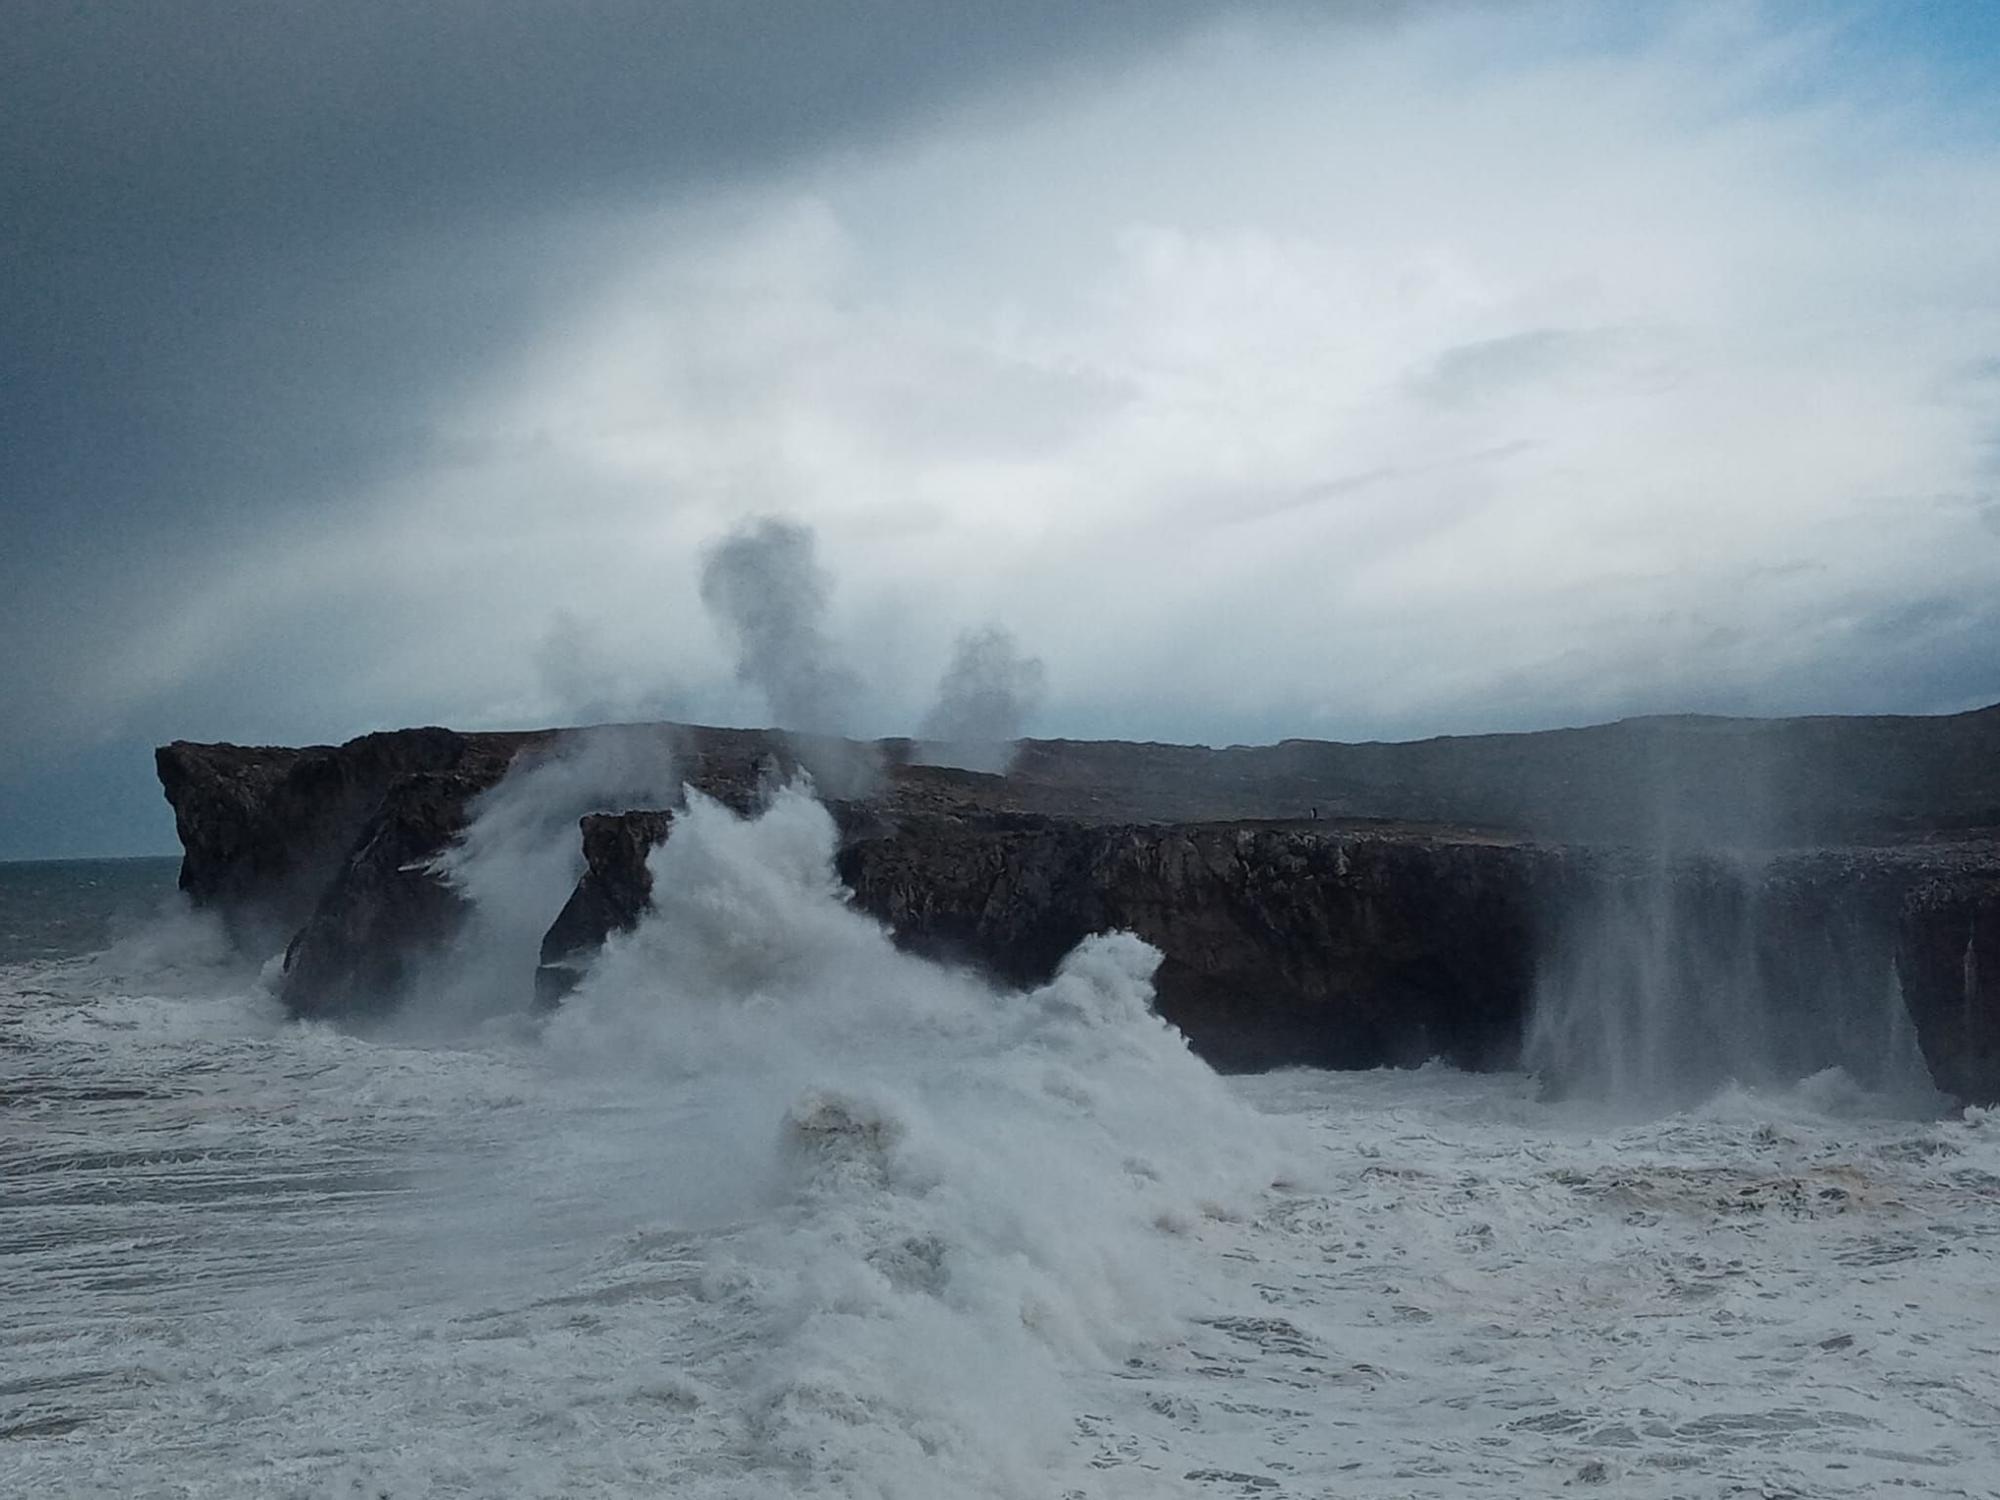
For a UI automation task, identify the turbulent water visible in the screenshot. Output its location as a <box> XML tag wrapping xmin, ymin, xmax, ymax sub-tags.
<box><xmin>5</xmin><ymin>805</ymin><xmax>2000</xmax><ymax>1498</ymax></box>
<box><xmin>1525</xmin><ymin>857</ymin><xmax>1940</xmax><ymax>1109</ymax></box>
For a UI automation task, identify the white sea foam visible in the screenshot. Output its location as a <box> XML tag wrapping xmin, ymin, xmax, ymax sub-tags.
<box><xmin>4</xmin><ymin>800</ymin><xmax>1998</xmax><ymax>1497</ymax></box>
<box><xmin>534</xmin><ymin>783</ymin><xmax>1285</xmax><ymax>1494</ymax></box>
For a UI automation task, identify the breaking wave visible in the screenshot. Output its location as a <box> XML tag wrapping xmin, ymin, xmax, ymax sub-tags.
<box><xmin>7</xmin><ymin>795</ymin><xmax>1996</xmax><ymax>1496</ymax></box>
<box><xmin>535</xmin><ymin>784</ymin><xmax>1286</xmax><ymax>1492</ymax></box>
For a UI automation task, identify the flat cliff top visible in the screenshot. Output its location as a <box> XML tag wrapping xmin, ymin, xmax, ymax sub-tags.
<box><xmin>1000</xmin><ymin>703</ymin><xmax>2000</xmax><ymax>841</ymax></box>
<box><xmin>161</xmin><ymin>700</ymin><xmax>2000</xmax><ymax>851</ymax></box>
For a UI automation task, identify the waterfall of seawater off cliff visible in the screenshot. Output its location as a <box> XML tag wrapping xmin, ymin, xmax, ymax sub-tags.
<box><xmin>1524</xmin><ymin>853</ymin><xmax>1937</xmax><ymax>1109</ymax></box>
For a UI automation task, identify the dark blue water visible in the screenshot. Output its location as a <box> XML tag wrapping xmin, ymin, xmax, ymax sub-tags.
<box><xmin>0</xmin><ymin>858</ymin><xmax>181</xmax><ymax>967</ymax></box>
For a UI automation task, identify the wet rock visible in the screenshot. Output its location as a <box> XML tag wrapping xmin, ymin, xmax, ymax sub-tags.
<box><xmin>153</xmin><ymin>709</ymin><xmax>2000</xmax><ymax>1095</ymax></box>
<box><xmin>550</xmin><ymin>805</ymin><xmax>1559</xmax><ymax>1072</ymax></box>
<box><xmin>1896</xmin><ymin>874</ymin><xmax>2000</xmax><ymax>1103</ymax></box>
<box><xmin>278</xmin><ymin>768</ymin><xmax>500</xmax><ymax>1021</ymax></box>
<box><xmin>838</xmin><ymin>814</ymin><xmax>1557</xmax><ymax>1072</ymax></box>
<box><xmin>535</xmin><ymin>809</ymin><xmax>674</xmax><ymax>1009</ymax></box>
<box><xmin>156</xmin><ymin>727</ymin><xmax>523</xmax><ymax>944</ymax></box>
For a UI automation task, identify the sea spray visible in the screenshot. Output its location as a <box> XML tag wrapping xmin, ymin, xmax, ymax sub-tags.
<box><xmin>541</xmin><ymin>783</ymin><xmax>1287</xmax><ymax>1495</ymax></box>
<box><xmin>1525</xmin><ymin>851</ymin><xmax>1938</xmax><ymax>1111</ymax></box>
<box><xmin>699</xmin><ymin>517</ymin><xmax>881</xmax><ymax>797</ymax></box>
<box><xmin>11</xmin><ymin>865</ymin><xmax>2000</xmax><ymax>1494</ymax></box>
<box><xmin>409</xmin><ymin>725</ymin><xmax>680</xmax><ymax>1035</ymax></box>
<box><xmin>915</xmin><ymin>625</ymin><xmax>1047</xmax><ymax>775</ymax></box>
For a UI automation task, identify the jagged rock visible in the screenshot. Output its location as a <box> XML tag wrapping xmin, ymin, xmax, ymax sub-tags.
<box><xmin>544</xmin><ymin>812</ymin><xmax>2000</xmax><ymax>1088</ymax></box>
<box><xmin>535</xmin><ymin>809</ymin><xmax>675</xmax><ymax>1009</ymax></box>
<box><xmin>544</xmin><ymin>805</ymin><xmax>1560</xmax><ymax>1070</ymax></box>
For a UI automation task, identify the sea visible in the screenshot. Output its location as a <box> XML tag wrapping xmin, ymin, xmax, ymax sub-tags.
<box><xmin>4</xmin><ymin>792</ymin><xmax>2000</xmax><ymax>1498</ymax></box>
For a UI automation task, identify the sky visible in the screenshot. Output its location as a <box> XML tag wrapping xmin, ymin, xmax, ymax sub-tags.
<box><xmin>5</xmin><ymin>1</ymin><xmax>2000</xmax><ymax>858</ymax></box>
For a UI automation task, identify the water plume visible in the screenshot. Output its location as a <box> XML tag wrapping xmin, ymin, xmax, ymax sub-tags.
<box><xmin>698</xmin><ymin>517</ymin><xmax>880</xmax><ymax>796</ymax></box>
<box><xmin>915</xmin><ymin>625</ymin><xmax>1046</xmax><ymax>775</ymax></box>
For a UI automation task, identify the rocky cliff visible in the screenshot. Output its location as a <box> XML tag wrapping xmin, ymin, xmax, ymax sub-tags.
<box><xmin>529</xmin><ymin>807</ymin><xmax>2000</xmax><ymax>1092</ymax></box>
<box><xmin>155</xmin><ymin>708</ymin><xmax>2000</xmax><ymax>1099</ymax></box>
<box><xmin>1897</xmin><ymin>872</ymin><xmax>2000</xmax><ymax>1102</ymax></box>
<box><xmin>156</xmin><ymin>728</ymin><xmax>539</xmax><ymax>944</ymax></box>
<box><xmin>835</xmin><ymin>814</ymin><xmax>1555</xmax><ymax>1072</ymax></box>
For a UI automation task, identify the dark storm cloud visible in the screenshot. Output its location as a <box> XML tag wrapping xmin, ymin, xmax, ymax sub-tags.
<box><xmin>1</xmin><ymin>0</ymin><xmax>1225</xmax><ymax>561</ymax></box>
<box><xmin>5</xmin><ymin>2</ymin><xmax>1248</xmax><ymax>257</ymax></box>
<box><xmin>0</xmin><ymin>0</ymin><xmax>1230</xmax><ymax>840</ymax></box>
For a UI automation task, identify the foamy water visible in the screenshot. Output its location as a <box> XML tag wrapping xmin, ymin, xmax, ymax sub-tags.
<box><xmin>5</xmin><ymin>796</ymin><xmax>1999</xmax><ymax>1497</ymax></box>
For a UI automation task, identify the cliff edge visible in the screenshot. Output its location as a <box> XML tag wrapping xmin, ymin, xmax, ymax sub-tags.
<box><xmin>155</xmin><ymin>708</ymin><xmax>2000</xmax><ymax>1099</ymax></box>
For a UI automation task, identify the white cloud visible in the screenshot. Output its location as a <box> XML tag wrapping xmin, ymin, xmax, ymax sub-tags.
<box><xmin>121</xmin><ymin>3</ymin><xmax>2000</xmax><ymax>746</ymax></box>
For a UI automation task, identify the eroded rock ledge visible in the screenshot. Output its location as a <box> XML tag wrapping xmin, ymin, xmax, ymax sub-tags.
<box><xmin>156</xmin><ymin>708</ymin><xmax>2000</xmax><ymax>1098</ymax></box>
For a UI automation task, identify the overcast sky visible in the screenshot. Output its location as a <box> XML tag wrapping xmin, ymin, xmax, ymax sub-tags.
<box><xmin>6</xmin><ymin>1</ymin><xmax>2000</xmax><ymax>857</ymax></box>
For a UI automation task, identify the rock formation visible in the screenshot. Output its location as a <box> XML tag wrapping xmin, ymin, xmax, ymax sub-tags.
<box><xmin>1897</xmin><ymin>873</ymin><xmax>2000</xmax><ymax>1102</ymax></box>
<box><xmin>278</xmin><ymin>767</ymin><xmax>503</xmax><ymax>1022</ymax></box>
<box><xmin>156</xmin><ymin>728</ymin><xmax>538</xmax><ymax>944</ymax></box>
<box><xmin>536</xmin><ymin>809</ymin><xmax>674</xmax><ymax>1009</ymax></box>
<box><xmin>155</xmin><ymin>706</ymin><xmax>2000</xmax><ymax>1100</ymax></box>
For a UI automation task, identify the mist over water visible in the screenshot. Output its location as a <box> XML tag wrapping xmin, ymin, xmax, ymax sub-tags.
<box><xmin>1524</xmin><ymin>735</ymin><xmax>1940</xmax><ymax>1113</ymax></box>
<box><xmin>1524</xmin><ymin>854</ymin><xmax>1937</xmax><ymax>1111</ymax></box>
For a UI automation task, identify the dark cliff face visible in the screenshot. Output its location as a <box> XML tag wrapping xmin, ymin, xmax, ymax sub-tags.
<box><xmin>512</xmin><ymin>806</ymin><xmax>1562</xmax><ymax>1073</ymax></box>
<box><xmin>155</xmin><ymin>708</ymin><xmax>2000</xmax><ymax>1100</ymax></box>
<box><xmin>1897</xmin><ymin>875</ymin><xmax>2000</xmax><ymax>1103</ymax></box>
<box><xmin>535</xmin><ymin>809</ymin><xmax>675</xmax><ymax>1009</ymax></box>
<box><xmin>838</xmin><ymin>816</ymin><xmax>1557</xmax><ymax>1072</ymax></box>
<box><xmin>278</xmin><ymin>768</ymin><xmax>497</xmax><ymax>1021</ymax></box>
<box><xmin>156</xmin><ymin>728</ymin><xmax>535</xmax><ymax>943</ymax></box>
<box><xmin>516</xmin><ymin>808</ymin><xmax>2000</xmax><ymax>1092</ymax></box>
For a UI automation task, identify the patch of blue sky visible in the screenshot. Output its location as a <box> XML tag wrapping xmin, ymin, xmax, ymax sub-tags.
<box><xmin>1473</xmin><ymin>2</ymin><xmax>2000</xmax><ymax>145</ymax></box>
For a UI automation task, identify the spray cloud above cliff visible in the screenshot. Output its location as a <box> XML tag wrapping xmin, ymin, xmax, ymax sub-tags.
<box><xmin>699</xmin><ymin>519</ymin><xmax>864</xmax><ymax>742</ymax></box>
<box><xmin>697</xmin><ymin>515</ymin><xmax>1044</xmax><ymax>780</ymax></box>
<box><xmin>917</xmin><ymin>626</ymin><xmax>1048</xmax><ymax>774</ymax></box>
